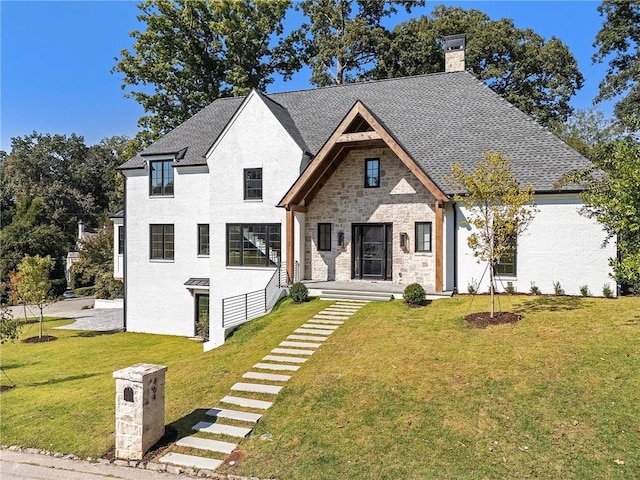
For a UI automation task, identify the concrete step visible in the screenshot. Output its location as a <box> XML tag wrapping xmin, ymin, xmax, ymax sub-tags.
<box><xmin>280</xmin><ymin>340</ymin><xmax>322</xmax><ymax>348</ymax></box>
<box><xmin>220</xmin><ymin>395</ymin><xmax>273</xmax><ymax>409</ymax></box>
<box><xmin>176</xmin><ymin>435</ymin><xmax>237</xmax><ymax>454</ymax></box>
<box><xmin>318</xmin><ymin>310</ymin><xmax>352</xmax><ymax>316</ymax></box>
<box><xmin>294</xmin><ymin>328</ymin><xmax>333</xmax><ymax>336</ymax></box>
<box><xmin>231</xmin><ymin>382</ymin><xmax>282</xmax><ymax>395</ymax></box>
<box><xmin>159</xmin><ymin>452</ymin><xmax>223</xmax><ymax>470</ymax></box>
<box><xmin>192</xmin><ymin>421</ymin><xmax>252</xmax><ymax>438</ymax></box>
<box><xmin>328</xmin><ymin>304</ymin><xmax>361</xmax><ymax>310</ymax></box>
<box><xmin>300</xmin><ymin>323</ymin><xmax>339</xmax><ymax>330</ymax></box>
<box><xmin>312</xmin><ymin>314</ymin><xmax>350</xmax><ymax>321</ymax></box>
<box><xmin>308</xmin><ymin>318</ymin><xmax>344</xmax><ymax>325</ymax></box>
<box><xmin>206</xmin><ymin>407</ymin><xmax>262</xmax><ymax>423</ymax></box>
<box><xmin>253</xmin><ymin>362</ymin><xmax>300</xmax><ymax>371</ymax></box>
<box><xmin>334</xmin><ymin>301</ymin><xmax>368</xmax><ymax>306</ymax></box>
<box><xmin>263</xmin><ymin>354</ymin><xmax>308</xmax><ymax>363</ymax></box>
<box><xmin>271</xmin><ymin>347</ymin><xmax>315</xmax><ymax>356</ymax></box>
<box><xmin>242</xmin><ymin>371</ymin><xmax>291</xmax><ymax>382</ymax></box>
<box><xmin>320</xmin><ymin>290</ymin><xmax>396</xmax><ymax>301</ymax></box>
<box><xmin>287</xmin><ymin>334</ymin><xmax>327</xmax><ymax>342</ymax></box>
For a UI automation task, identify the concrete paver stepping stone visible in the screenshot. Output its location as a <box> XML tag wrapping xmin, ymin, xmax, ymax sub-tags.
<box><xmin>231</xmin><ymin>382</ymin><xmax>282</xmax><ymax>394</ymax></box>
<box><xmin>253</xmin><ymin>362</ymin><xmax>300</xmax><ymax>371</ymax></box>
<box><xmin>280</xmin><ymin>340</ymin><xmax>322</xmax><ymax>348</ymax></box>
<box><xmin>160</xmin><ymin>452</ymin><xmax>223</xmax><ymax>470</ymax></box>
<box><xmin>300</xmin><ymin>323</ymin><xmax>339</xmax><ymax>330</ymax></box>
<box><xmin>220</xmin><ymin>395</ymin><xmax>273</xmax><ymax>409</ymax></box>
<box><xmin>243</xmin><ymin>371</ymin><xmax>291</xmax><ymax>382</ymax></box>
<box><xmin>329</xmin><ymin>305</ymin><xmax>360</xmax><ymax>309</ymax></box>
<box><xmin>335</xmin><ymin>302</ymin><xmax>367</xmax><ymax>306</ymax></box>
<box><xmin>271</xmin><ymin>347</ymin><xmax>315</xmax><ymax>356</ymax></box>
<box><xmin>309</xmin><ymin>318</ymin><xmax>344</xmax><ymax>325</ymax></box>
<box><xmin>263</xmin><ymin>354</ymin><xmax>308</xmax><ymax>363</ymax></box>
<box><xmin>176</xmin><ymin>435</ymin><xmax>237</xmax><ymax>454</ymax></box>
<box><xmin>320</xmin><ymin>309</ymin><xmax>353</xmax><ymax>315</ymax></box>
<box><xmin>192</xmin><ymin>421</ymin><xmax>252</xmax><ymax>438</ymax></box>
<box><xmin>312</xmin><ymin>315</ymin><xmax>351</xmax><ymax>320</ymax></box>
<box><xmin>294</xmin><ymin>328</ymin><xmax>333</xmax><ymax>335</ymax></box>
<box><xmin>206</xmin><ymin>407</ymin><xmax>263</xmax><ymax>423</ymax></box>
<box><xmin>287</xmin><ymin>334</ymin><xmax>327</xmax><ymax>342</ymax></box>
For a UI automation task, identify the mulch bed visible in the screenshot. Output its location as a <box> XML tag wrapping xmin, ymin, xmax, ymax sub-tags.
<box><xmin>22</xmin><ymin>335</ymin><xmax>57</xmax><ymax>343</ymax></box>
<box><xmin>0</xmin><ymin>385</ymin><xmax>15</xmax><ymax>392</ymax></box>
<box><xmin>465</xmin><ymin>311</ymin><xmax>521</xmax><ymax>329</ymax></box>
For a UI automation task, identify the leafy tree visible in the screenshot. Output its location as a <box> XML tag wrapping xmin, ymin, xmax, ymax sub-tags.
<box><xmin>373</xmin><ymin>5</ymin><xmax>584</xmax><ymax>127</ymax></box>
<box><xmin>0</xmin><ymin>305</ymin><xmax>21</xmax><ymax>344</ymax></box>
<box><xmin>71</xmin><ymin>225</ymin><xmax>123</xmax><ymax>299</ymax></box>
<box><xmin>449</xmin><ymin>152</ymin><xmax>536</xmax><ymax>317</ymax></box>
<box><xmin>567</xmin><ymin>132</ymin><xmax>640</xmax><ymax>294</ymax></box>
<box><xmin>553</xmin><ymin>108</ymin><xmax>622</xmax><ymax>160</ymax></box>
<box><xmin>593</xmin><ymin>0</ymin><xmax>640</xmax><ymax>130</ymax></box>
<box><xmin>279</xmin><ymin>0</ymin><xmax>423</xmax><ymax>86</ymax></box>
<box><xmin>113</xmin><ymin>0</ymin><xmax>291</xmax><ymax>142</ymax></box>
<box><xmin>11</xmin><ymin>255</ymin><xmax>53</xmax><ymax>339</ymax></box>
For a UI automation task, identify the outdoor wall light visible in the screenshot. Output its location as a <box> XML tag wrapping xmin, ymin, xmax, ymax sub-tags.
<box><xmin>400</xmin><ymin>232</ymin><xmax>408</xmax><ymax>249</ymax></box>
<box><xmin>337</xmin><ymin>231</ymin><xmax>345</xmax><ymax>248</ymax></box>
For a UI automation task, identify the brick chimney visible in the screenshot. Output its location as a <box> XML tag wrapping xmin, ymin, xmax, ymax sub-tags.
<box><xmin>443</xmin><ymin>34</ymin><xmax>466</xmax><ymax>73</ymax></box>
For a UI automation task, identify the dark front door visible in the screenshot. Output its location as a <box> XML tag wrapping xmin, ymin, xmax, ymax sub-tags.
<box><xmin>195</xmin><ymin>294</ymin><xmax>209</xmax><ymax>338</ymax></box>
<box><xmin>352</xmin><ymin>224</ymin><xmax>392</xmax><ymax>280</ymax></box>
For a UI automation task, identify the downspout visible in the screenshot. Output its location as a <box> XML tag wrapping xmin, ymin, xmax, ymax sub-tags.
<box><xmin>452</xmin><ymin>200</ymin><xmax>458</xmax><ymax>294</ymax></box>
<box><xmin>122</xmin><ymin>174</ymin><xmax>127</xmax><ymax>331</ymax></box>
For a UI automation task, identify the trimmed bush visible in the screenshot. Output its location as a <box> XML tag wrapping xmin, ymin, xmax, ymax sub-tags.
<box><xmin>74</xmin><ymin>286</ymin><xmax>96</xmax><ymax>297</ymax></box>
<box><xmin>404</xmin><ymin>283</ymin><xmax>426</xmax><ymax>306</ymax></box>
<box><xmin>289</xmin><ymin>282</ymin><xmax>308</xmax><ymax>304</ymax></box>
<box><xmin>530</xmin><ymin>282</ymin><xmax>541</xmax><ymax>295</ymax></box>
<box><xmin>602</xmin><ymin>283</ymin><xmax>614</xmax><ymax>298</ymax></box>
<box><xmin>579</xmin><ymin>285</ymin><xmax>591</xmax><ymax>297</ymax></box>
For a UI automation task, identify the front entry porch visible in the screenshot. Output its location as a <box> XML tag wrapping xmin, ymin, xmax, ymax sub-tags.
<box><xmin>303</xmin><ymin>280</ymin><xmax>453</xmax><ymax>302</ymax></box>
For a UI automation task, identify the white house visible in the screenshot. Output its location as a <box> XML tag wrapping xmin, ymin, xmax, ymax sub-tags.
<box><xmin>115</xmin><ymin>37</ymin><xmax>615</xmax><ymax>349</ymax></box>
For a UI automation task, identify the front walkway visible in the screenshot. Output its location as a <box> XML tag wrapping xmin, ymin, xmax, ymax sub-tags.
<box><xmin>158</xmin><ymin>299</ymin><xmax>367</xmax><ymax>472</ymax></box>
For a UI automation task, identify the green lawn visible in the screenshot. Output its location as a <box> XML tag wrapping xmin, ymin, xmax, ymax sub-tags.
<box><xmin>1</xmin><ymin>296</ymin><xmax>639</xmax><ymax>479</ymax></box>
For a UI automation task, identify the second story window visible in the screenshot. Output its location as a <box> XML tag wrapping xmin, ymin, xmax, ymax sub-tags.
<box><xmin>198</xmin><ymin>224</ymin><xmax>210</xmax><ymax>256</ymax></box>
<box><xmin>150</xmin><ymin>160</ymin><xmax>174</xmax><ymax>196</ymax></box>
<box><xmin>244</xmin><ymin>168</ymin><xmax>262</xmax><ymax>200</ymax></box>
<box><xmin>365</xmin><ymin>158</ymin><xmax>380</xmax><ymax>188</ymax></box>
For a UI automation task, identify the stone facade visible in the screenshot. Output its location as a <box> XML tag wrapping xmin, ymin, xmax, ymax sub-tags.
<box><xmin>113</xmin><ymin>363</ymin><xmax>167</xmax><ymax>460</ymax></box>
<box><xmin>304</xmin><ymin>147</ymin><xmax>437</xmax><ymax>289</ymax></box>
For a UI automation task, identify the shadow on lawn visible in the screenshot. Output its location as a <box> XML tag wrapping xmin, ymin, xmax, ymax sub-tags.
<box><xmin>28</xmin><ymin>372</ymin><xmax>99</xmax><ymax>386</ymax></box>
<box><xmin>517</xmin><ymin>295</ymin><xmax>585</xmax><ymax>313</ymax></box>
<box><xmin>74</xmin><ymin>329</ymin><xmax>122</xmax><ymax>338</ymax></box>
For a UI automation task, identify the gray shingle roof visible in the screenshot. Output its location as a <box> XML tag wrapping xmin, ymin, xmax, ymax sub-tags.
<box><xmin>119</xmin><ymin>71</ymin><xmax>590</xmax><ymax>194</ymax></box>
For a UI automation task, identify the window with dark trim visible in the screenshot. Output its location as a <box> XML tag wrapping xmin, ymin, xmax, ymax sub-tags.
<box><xmin>364</xmin><ymin>158</ymin><xmax>380</xmax><ymax>188</ymax></box>
<box><xmin>244</xmin><ymin>168</ymin><xmax>263</xmax><ymax>200</ymax></box>
<box><xmin>118</xmin><ymin>226</ymin><xmax>125</xmax><ymax>254</ymax></box>
<box><xmin>227</xmin><ymin>224</ymin><xmax>280</xmax><ymax>267</ymax></box>
<box><xmin>150</xmin><ymin>160</ymin><xmax>174</xmax><ymax>196</ymax></box>
<box><xmin>415</xmin><ymin>222</ymin><xmax>432</xmax><ymax>252</ymax></box>
<box><xmin>198</xmin><ymin>224</ymin><xmax>210</xmax><ymax>256</ymax></box>
<box><xmin>318</xmin><ymin>223</ymin><xmax>332</xmax><ymax>251</ymax></box>
<box><xmin>495</xmin><ymin>236</ymin><xmax>517</xmax><ymax>276</ymax></box>
<box><xmin>150</xmin><ymin>224</ymin><xmax>174</xmax><ymax>260</ymax></box>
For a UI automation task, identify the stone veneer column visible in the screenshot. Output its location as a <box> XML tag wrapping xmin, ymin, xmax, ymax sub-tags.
<box><xmin>113</xmin><ymin>363</ymin><xmax>167</xmax><ymax>460</ymax></box>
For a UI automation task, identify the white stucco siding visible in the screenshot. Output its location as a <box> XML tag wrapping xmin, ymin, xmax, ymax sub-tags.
<box><xmin>456</xmin><ymin>193</ymin><xmax>616</xmax><ymax>296</ymax></box>
<box><xmin>206</xmin><ymin>92</ymin><xmax>305</xmax><ymax>327</ymax></box>
<box><xmin>124</xmin><ymin>165</ymin><xmax>210</xmax><ymax>336</ymax></box>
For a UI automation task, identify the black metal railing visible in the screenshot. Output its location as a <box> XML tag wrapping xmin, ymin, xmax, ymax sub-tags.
<box><xmin>222</xmin><ymin>264</ymin><xmax>286</xmax><ymax>329</ymax></box>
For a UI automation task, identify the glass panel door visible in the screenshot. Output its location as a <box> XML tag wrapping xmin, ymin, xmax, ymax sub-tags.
<box><xmin>352</xmin><ymin>224</ymin><xmax>392</xmax><ymax>280</ymax></box>
<box><xmin>195</xmin><ymin>294</ymin><xmax>209</xmax><ymax>338</ymax></box>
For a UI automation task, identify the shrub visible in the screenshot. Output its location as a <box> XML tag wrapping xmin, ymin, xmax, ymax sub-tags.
<box><xmin>602</xmin><ymin>283</ymin><xmax>614</xmax><ymax>298</ymax></box>
<box><xmin>553</xmin><ymin>281</ymin><xmax>565</xmax><ymax>296</ymax></box>
<box><xmin>579</xmin><ymin>285</ymin><xmax>591</xmax><ymax>297</ymax></box>
<box><xmin>93</xmin><ymin>274</ymin><xmax>123</xmax><ymax>299</ymax></box>
<box><xmin>530</xmin><ymin>282</ymin><xmax>541</xmax><ymax>295</ymax></box>
<box><xmin>504</xmin><ymin>282</ymin><xmax>516</xmax><ymax>294</ymax></box>
<box><xmin>196</xmin><ymin>319</ymin><xmax>209</xmax><ymax>342</ymax></box>
<box><xmin>467</xmin><ymin>278</ymin><xmax>479</xmax><ymax>295</ymax></box>
<box><xmin>404</xmin><ymin>283</ymin><xmax>426</xmax><ymax>306</ymax></box>
<box><xmin>289</xmin><ymin>282</ymin><xmax>308</xmax><ymax>304</ymax></box>
<box><xmin>74</xmin><ymin>286</ymin><xmax>96</xmax><ymax>297</ymax></box>
<box><xmin>50</xmin><ymin>278</ymin><xmax>67</xmax><ymax>298</ymax></box>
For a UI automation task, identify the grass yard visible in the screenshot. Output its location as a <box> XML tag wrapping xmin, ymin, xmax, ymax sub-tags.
<box><xmin>1</xmin><ymin>295</ymin><xmax>639</xmax><ymax>479</ymax></box>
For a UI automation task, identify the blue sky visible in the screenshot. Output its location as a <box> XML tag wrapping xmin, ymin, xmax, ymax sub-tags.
<box><xmin>1</xmin><ymin>1</ymin><xmax>611</xmax><ymax>152</ymax></box>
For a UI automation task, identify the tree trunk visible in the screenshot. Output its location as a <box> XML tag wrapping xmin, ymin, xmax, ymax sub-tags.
<box><xmin>39</xmin><ymin>306</ymin><xmax>43</xmax><ymax>338</ymax></box>
<box><xmin>489</xmin><ymin>264</ymin><xmax>495</xmax><ymax>319</ymax></box>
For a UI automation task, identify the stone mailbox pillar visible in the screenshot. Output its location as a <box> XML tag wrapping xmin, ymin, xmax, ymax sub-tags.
<box><xmin>113</xmin><ymin>363</ymin><xmax>167</xmax><ymax>460</ymax></box>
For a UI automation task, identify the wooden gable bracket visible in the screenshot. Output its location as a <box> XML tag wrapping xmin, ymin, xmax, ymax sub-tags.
<box><xmin>278</xmin><ymin>100</ymin><xmax>448</xmax><ymax>289</ymax></box>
